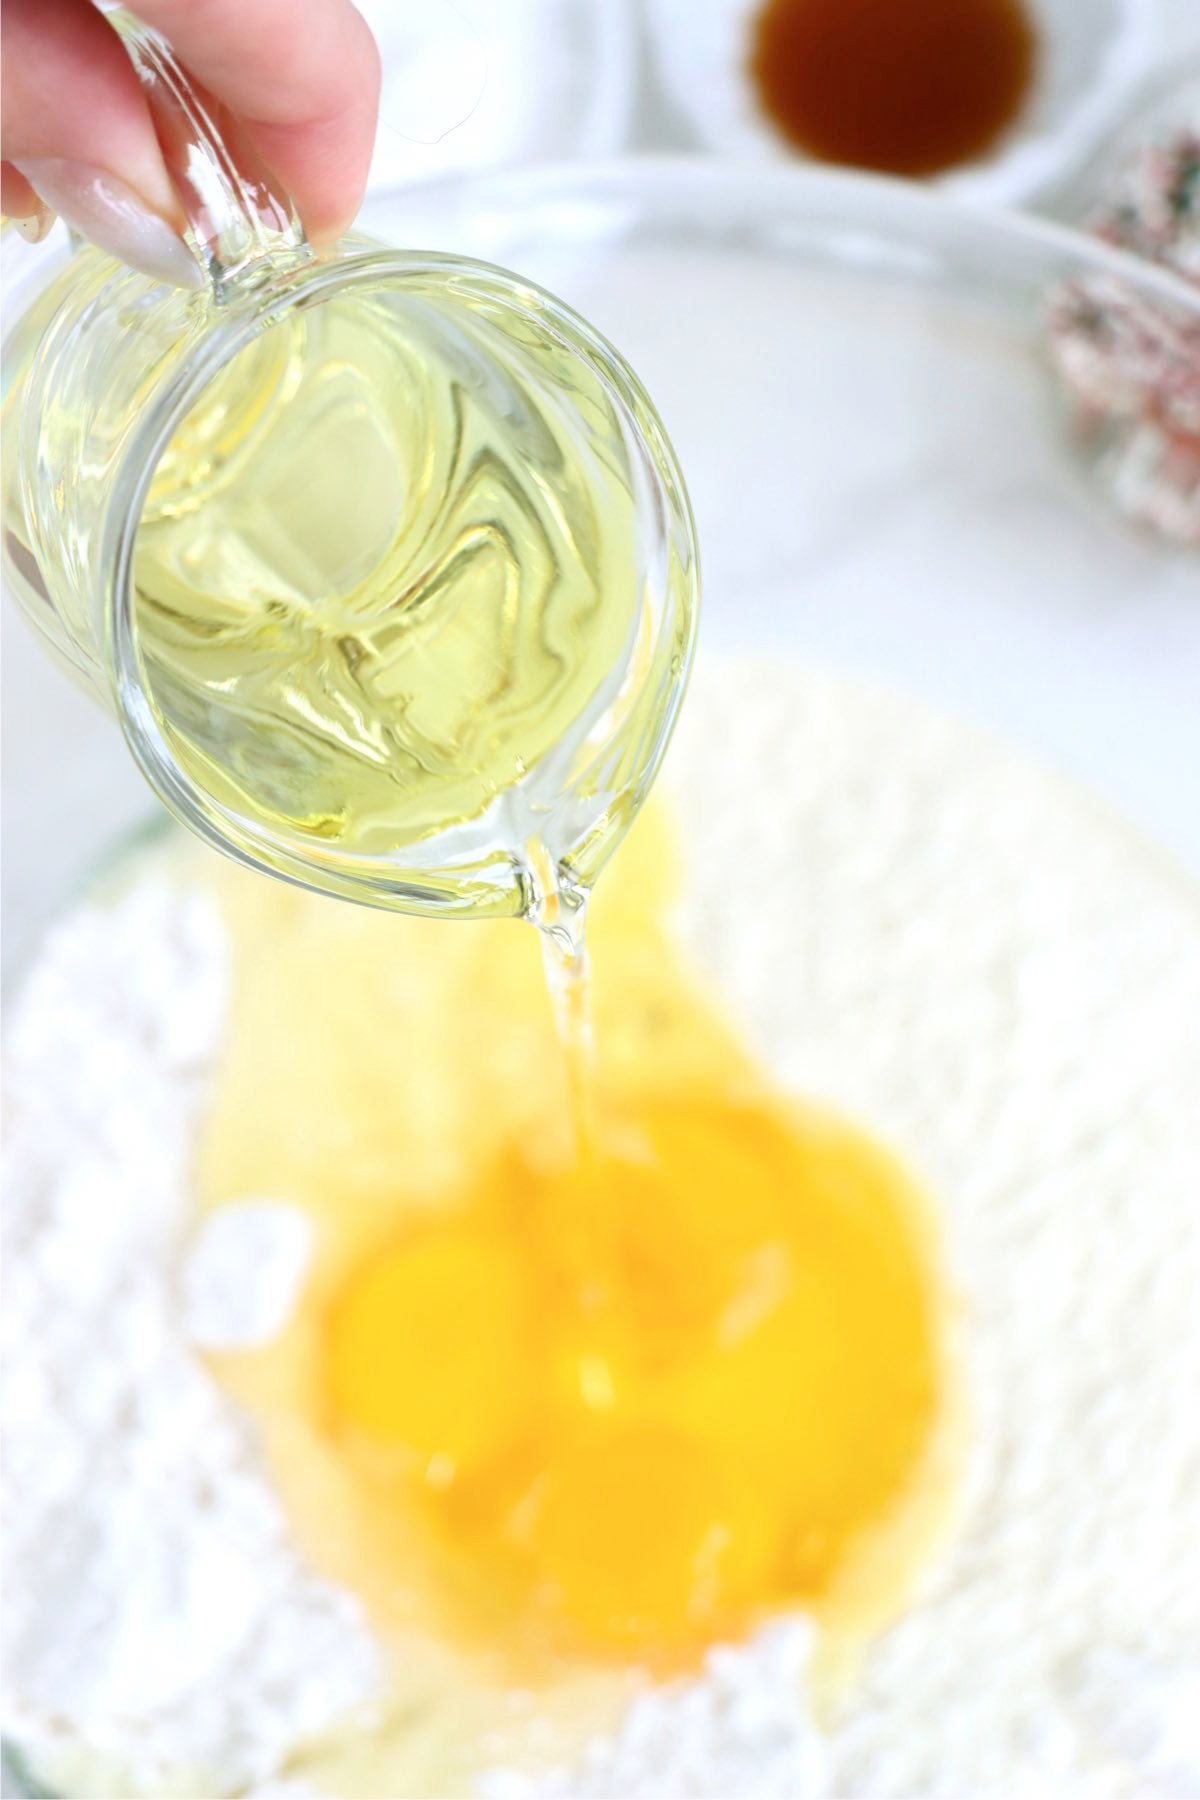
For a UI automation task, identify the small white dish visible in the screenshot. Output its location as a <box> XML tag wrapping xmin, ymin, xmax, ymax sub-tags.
<box><xmin>357</xmin><ymin>0</ymin><xmax>637</xmax><ymax>190</ymax></box>
<box><xmin>644</xmin><ymin>0</ymin><xmax>1162</xmax><ymax>207</ymax></box>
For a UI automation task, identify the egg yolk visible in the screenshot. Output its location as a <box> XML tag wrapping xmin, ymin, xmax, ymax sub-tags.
<box><xmin>328</xmin><ymin>1233</ymin><xmax>537</xmax><ymax>1471</ymax></box>
<box><xmin>323</xmin><ymin>1096</ymin><xmax>941</xmax><ymax>1657</ymax></box>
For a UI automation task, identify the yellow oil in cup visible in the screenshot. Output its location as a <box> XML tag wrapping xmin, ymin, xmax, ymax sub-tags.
<box><xmin>3</xmin><ymin>13</ymin><xmax>698</xmax><ymax>943</ymax></box>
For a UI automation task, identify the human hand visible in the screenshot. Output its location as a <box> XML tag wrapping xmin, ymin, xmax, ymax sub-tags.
<box><xmin>2</xmin><ymin>0</ymin><xmax>380</xmax><ymax>285</ymax></box>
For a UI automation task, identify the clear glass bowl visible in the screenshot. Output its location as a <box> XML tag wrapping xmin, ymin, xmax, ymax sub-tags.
<box><xmin>3</xmin><ymin>162</ymin><xmax>1199</xmax><ymax>1796</ymax></box>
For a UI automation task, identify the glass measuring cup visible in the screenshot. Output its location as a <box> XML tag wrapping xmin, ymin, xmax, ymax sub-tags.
<box><xmin>1</xmin><ymin>12</ymin><xmax>699</xmax><ymax>920</ymax></box>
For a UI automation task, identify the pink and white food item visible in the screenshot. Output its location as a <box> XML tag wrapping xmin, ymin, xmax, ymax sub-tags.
<box><xmin>1047</xmin><ymin>132</ymin><xmax>1200</xmax><ymax>544</ymax></box>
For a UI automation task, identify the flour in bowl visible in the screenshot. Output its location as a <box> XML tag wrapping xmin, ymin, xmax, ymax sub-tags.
<box><xmin>4</xmin><ymin>660</ymin><xmax>1200</xmax><ymax>1798</ymax></box>
<box><xmin>1</xmin><ymin>881</ymin><xmax>382</xmax><ymax>1796</ymax></box>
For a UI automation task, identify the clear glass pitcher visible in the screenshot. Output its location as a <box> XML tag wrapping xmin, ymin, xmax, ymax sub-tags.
<box><xmin>2</xmin><ymin>12</ymin><xmax>699</xmax><ymax>920</ymax></box>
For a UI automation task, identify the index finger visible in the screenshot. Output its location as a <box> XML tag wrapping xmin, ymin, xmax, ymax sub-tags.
<box><xmin>132</xmin><ymin>0</ymin><xmax>380</xmax><ymax>241</ymax></box>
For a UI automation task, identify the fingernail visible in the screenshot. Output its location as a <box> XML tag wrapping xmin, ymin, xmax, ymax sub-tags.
<box><xmin>12</xmin><ymin>199</ymin><xmax>57</xmax><ymax>243</ymax></box>
<box><xmin>13</xmin><ymin>160</ymin><xmax>203</xmax><ymax>289</ymax></box>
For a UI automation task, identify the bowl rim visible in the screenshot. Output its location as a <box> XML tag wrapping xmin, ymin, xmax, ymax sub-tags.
<box><xmin>361</xmin><ymin>152</ymin><xmax>1200</xmax><ymax>317</ymax></box>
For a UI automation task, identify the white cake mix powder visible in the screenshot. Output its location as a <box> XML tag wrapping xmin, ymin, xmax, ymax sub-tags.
<box><xmin>1</xmin><ymin>882</ymin><xmax>382</xmax><ymax>1796</ymax></box>
<box><xmin>4</xmin><ymin>663</ymin><xmax>1200</xmax><ymax>1798</ymax></box>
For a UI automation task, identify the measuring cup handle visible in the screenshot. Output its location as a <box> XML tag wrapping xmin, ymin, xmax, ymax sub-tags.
<box><xmin>110</xmin><ymin>7</ymin><xmax>309</xmax><ymax>293</ymax></box>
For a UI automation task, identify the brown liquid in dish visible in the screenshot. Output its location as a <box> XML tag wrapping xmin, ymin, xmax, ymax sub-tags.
<box><xmin>750</xmin><ymin>0</ymin><xmax>1037</xmax><ymax>178</ymax></box>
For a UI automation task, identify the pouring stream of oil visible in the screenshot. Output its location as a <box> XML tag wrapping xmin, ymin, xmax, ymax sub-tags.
<box><xmin>527</xmin><ymin>840</ymin><xmax>600</xmax><ymax>1162</ymax></box>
